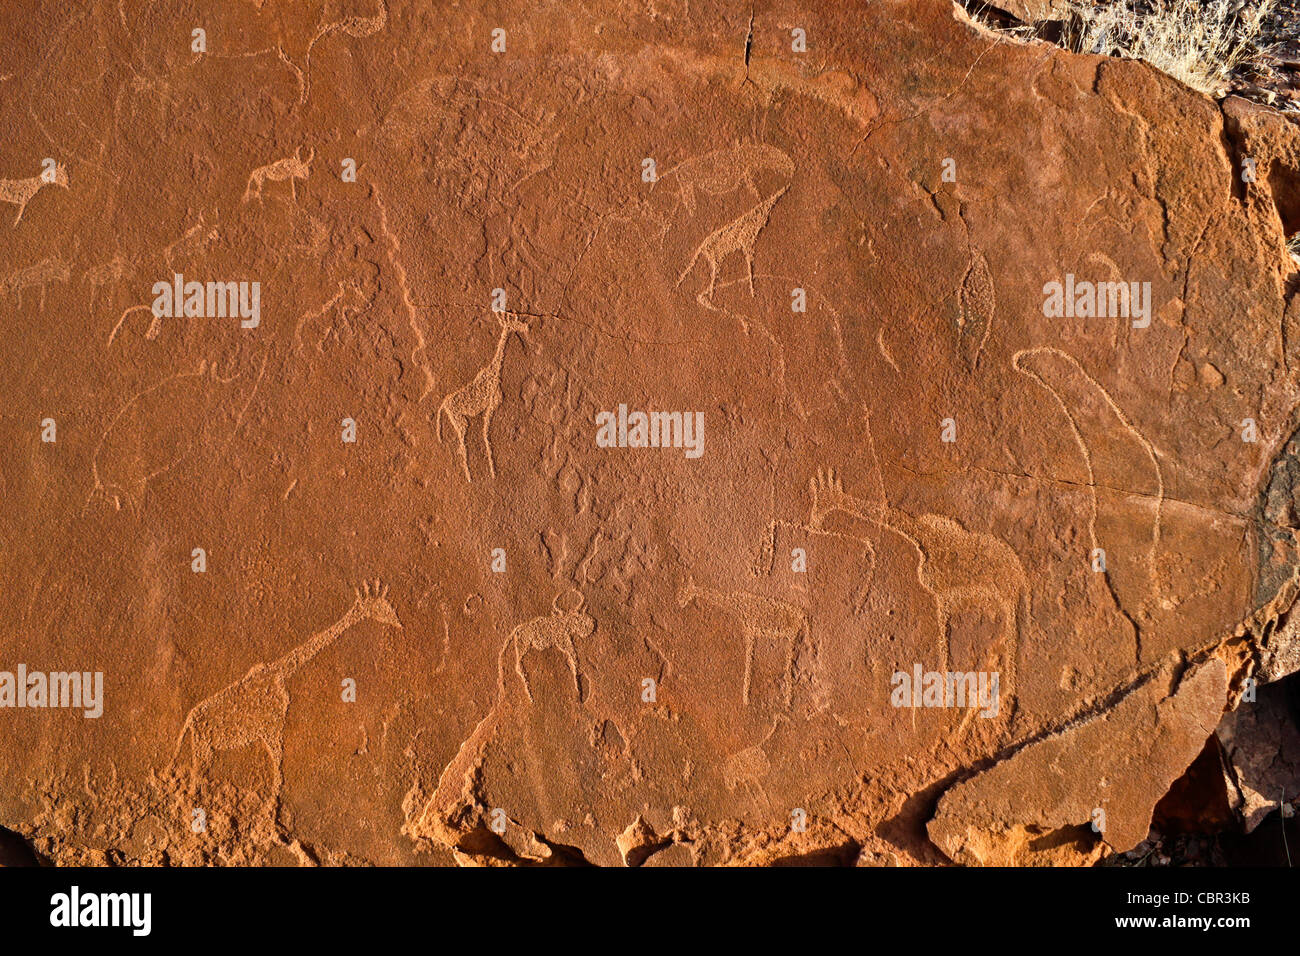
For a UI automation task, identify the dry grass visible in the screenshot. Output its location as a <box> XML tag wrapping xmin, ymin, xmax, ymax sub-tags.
<box><xmin>966</xmin><ymin>0</ymin><xmax>1280</xmax><ymax>96</ymax></box>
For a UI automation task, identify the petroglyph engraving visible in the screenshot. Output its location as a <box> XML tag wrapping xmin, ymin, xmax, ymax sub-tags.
<box><xmin>437</xmin><ymin>312</ymin><xmax>530</xmax><ymax>482</ymax></box>
<box><xmin>507</xmin><ymin>590</ymin><xmax>594</xmax><ymax>703</ymax></box>
<box><xmin>83</xmin><ymin>360</ymin><xmax>247</xmax><ymax>515</ymax></box>
<box><xmin>808</xmin><ymin>467</ymin><xmax>1026</xmax><ymax>702</ymax></box>
<box><xmin>170</xmin><ymin>581</ymin><xmax>401</xmax><ymax>808</ymax></box>
<box><xmin>3</xmin><ymin>257</ymin><xmax>69</xmax><ymax>311</ymax></box>
<box><xmin>1012</xmin><ymin>346</ymin><xmax>1166</xmax><ymax>655</ymax></box>
<box><xmin>957</xmin><ymin>250</ymin><xmax>994</xmax><ymax>370</ymax></box>
<box><xmin>656</xmin><ymin>142</ymin><xmax>793</xmax><ymax>215</ymax></box>
<box><xmin>677</xmin><ymin>575</ymin><xmax>808</xmax><ymax>707</ymax></box>
<box><xmin>676</xmin><ymin>186</ymin><xmax>787</xmax><ymax>309</ymax></box>
<box><xmin>0</xmin><ymin>166</ymin><xmax>68</xmax><ymax>226</ymax></box>
<box><xmin>243</xmin><ymin>147</ymin><xmax>315</xmax><ymax>204</ymax></box>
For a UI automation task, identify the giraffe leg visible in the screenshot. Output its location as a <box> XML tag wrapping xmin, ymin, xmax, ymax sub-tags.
<box><xmin>936</xmin><ymin>601</ymin><xmax>951</xmax><ymax>675</ymax></box>
<box><xmin>696</xmin><ymin>255</ymin><xmax>720</xmax><ymax>311</ymax></box>
<box><xmin>262</xmin><ymin>734</ymin><xmax>285</xmax><ymax>816</ymax></box>
<box><xmin>562</xmin><ymin>636</ymin><xmax>581</xmax><ymax>700</ymax></box>
<box><xmin>482</xmin><ymin>403</ymin><xmax>497</xmax><ymax>479</ymax></box>
<box><xmin>784</xmin><ymin>623</ymin><xmax>804</xmax><ymax>709</ymax></box>
<box><xmin>742</xmin><ymin>628</ymin><xmax>755</xmax><ymax>705</ymax></box>
<box><xmin>515</xmin><ymin>642</ymin><xmax>533</xmax><ymax>702</ymax></box>
<box><xmin>192</xmin><ymin>733</ymin><xmax>213</xmax><ymax>781</ymax></box>
<box><xmin>446</xmin><ymin>412</ymin><xmax>471</xmax><ymax>482</ymax></box>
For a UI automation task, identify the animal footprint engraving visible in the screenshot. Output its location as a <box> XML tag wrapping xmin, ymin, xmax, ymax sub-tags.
<box><xmin>170</xmin><ymin>581</ymin><xmax>402</xmax><ymax>808</ymax></box>
<box><xmin>243</xmin><ymin>147</ymin><xmax>314</xmax><ymax>204</ymax></box>
<box><xmin>677</xmin><ymin>574</ymin><xmax>808</xmax><ymax>708</ymax></box>
<box><xmin>677</xmin><ymin>186</ymin><xmax>787</xmax><ymax>309</ymax></box>
<box><xmin>0</xmin><ymin>166</ymin><xmax>68</xmax><ymax>226</ymax></box>
<box><xmin>437</xmin><ymin>312</ymin><xmax>529</xmax><ymax>482</ymax></box>
<box><xmin>507</xmin><ymin>590</ymin><xmax>594</xmax><ymax>703</ymax></box>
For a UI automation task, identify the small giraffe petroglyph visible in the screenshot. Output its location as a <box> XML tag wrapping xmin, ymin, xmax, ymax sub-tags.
<box><xmin>437</xmin><ymin>312</ymin><xmax>529</xmax><ymax>482</ymax></box>
<box><xmin>677</xmin><ymin>186</ymin><xmax>787</xmax><ymax>309</ymax></box>
<box><xmin>2</xmin><ymin>257</ymin><xmax>70</xmax><ymax>311</ymax></box>
<box><xmin>657</xmin><ymin>142</ymin><xmax>793</xmax><ymax>215</ymax></box>
<box><xmin>170</xmin><ymin>581</ymin><xmax>402</xmax><ymax>807</ymax></box>
<box><xmin>808</xmin><ymin>468</ymin><xmax>1027</xmax><ymax>700</ymax></box>
<box><xmin>0</xmin><ymin>166</ymin><xmax>68</xmax><ymax>226</ymax></box>
<box><xmin>507</xmin><ymin>590</ymin><xmax>594</xmax><ymax>703</ymax></box>
<box><xmin>243</xmin><ymin>147</ymin><xmax>314</xmax><ymax>204</ymax></box>
<box><xmin>677</xmin><ymin>574</ymin><xmax>808</xmax><ymax>707</ymax></box>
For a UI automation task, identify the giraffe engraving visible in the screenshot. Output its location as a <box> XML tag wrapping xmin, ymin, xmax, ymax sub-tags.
<box><xmin>436</xmin><ymin>312</ymin><xmax>530</xmax><ymax>482</ymax></box>
<box><xmin>169</xmin><ymin>581</ymin><xmax>402</xmax><ymax>806</ymax></box>
<box><xmin>676</xmin><ymin>186</ymin><xmax>787</xmax><ymax>309</ymax></box>
<box><xmin>808</xmin><ymin>468</ymin><xmax>1027</xmax><ymax>703</ymax></box>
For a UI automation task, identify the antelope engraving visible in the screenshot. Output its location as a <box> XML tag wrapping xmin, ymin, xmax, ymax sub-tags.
<box><xmin>677</xmin><ymin>186</ymin><xmax>787</xmax><ymax>308</ymax></box>
<box><xmin>243</xmin><ymin>147</ymin><xmax>314</xmax><ymax>203</ymax></box>
<box><xmin>436</xmin><ymin>312</ymin><xmax>529</xmax><ymax>482</ymax></box>
<box><xmin>507</xmin><ymin>591</ymin><xmax>594</xmax><ymax>703</ymax></box>
<box><xmin>0</xmin><ymin>166</ymin><xmax>68</xmax><ymax>226</ymax></box>
<box><xmin>677</xmin><ymin>575</ymin><xmax>808</xmax><ymax>707</ymax></box>
<box><xmin>2</xmin><ymin>257</ymin><xmax>70</xmax><ymax>311</ymax></box>
<box><xmin>170</xmin><ymin>581</ymin><xmax>402</xmax><ymax>806</ymax></box>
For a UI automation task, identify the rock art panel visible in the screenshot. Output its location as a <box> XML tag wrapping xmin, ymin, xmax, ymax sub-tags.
<box><xmin>2</xmin><ymin>0</ymin><xmax>1299</xmax><ymax>867</ymax></box>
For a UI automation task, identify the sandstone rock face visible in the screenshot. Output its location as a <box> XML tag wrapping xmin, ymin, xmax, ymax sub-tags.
<box><xmin>2</xmin><ymin>0</ymin><xmax>1299</xmax><ymax>866</ymax></box>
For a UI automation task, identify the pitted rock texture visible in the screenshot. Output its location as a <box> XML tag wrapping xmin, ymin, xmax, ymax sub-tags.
<box><xmin>2</xmin><ymin>0</ymin><xmax>1300</xmax><ymax>866</ymax></box>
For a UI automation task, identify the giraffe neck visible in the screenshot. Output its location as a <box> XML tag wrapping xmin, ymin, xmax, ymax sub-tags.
<box><xmin>275</xmin><ymin>607</ymin><xmax>361</xmax><ymax>676</ymax></box>
<box><xmin>488</xmin><ymin>330</ymin><xmax>512</xmax><ymax>376</ymax></box>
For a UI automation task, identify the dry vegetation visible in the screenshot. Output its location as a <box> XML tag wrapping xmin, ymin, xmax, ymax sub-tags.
<box><xmin>965</xmin><ymin>0</ymin><xmax>1281</xmax><ymax>96</ymax></box>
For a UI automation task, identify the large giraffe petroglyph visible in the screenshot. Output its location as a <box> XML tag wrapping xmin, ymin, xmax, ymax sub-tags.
<box><xmin>170</xmin><ymin>581</ymin><xmax>402</xmax><ymax>806</ymax></box>
<box><xmin>676</xmin><ymin>186</ymin><xmax>787</xmax><ymax>309</ymax></box>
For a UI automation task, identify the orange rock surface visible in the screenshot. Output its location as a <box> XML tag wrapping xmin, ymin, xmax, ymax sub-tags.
<box><xmin>2</xmin><ymin>0</ymin><xmax>1299</xmax><ymax>866</ymax></box>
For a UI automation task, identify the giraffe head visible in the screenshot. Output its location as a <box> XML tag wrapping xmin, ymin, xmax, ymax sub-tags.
<box><xmin>354</xmin><ymin>579</ymin><xmax>402</xmax><ymax>629</ymax></box>
<box><xmin>497</xmin><ymin>311</ymin><xmax>529</xmax><ymax>343</ymax></box>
